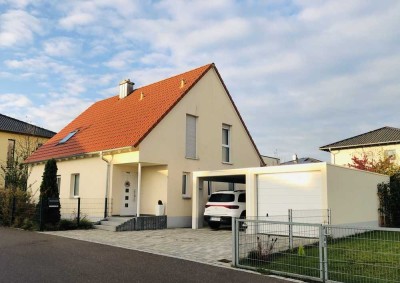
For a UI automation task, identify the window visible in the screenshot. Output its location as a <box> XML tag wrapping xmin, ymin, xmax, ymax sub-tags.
<box><xmin>59</xmin><ymin>130</ymin><xmax>78</xmax><ymax>144</ymax></box>
<box><xmin>208</xmin><ymin>193</ymin><xmax>235</xmax><ymax>202</ymax></box>
<box><xmin>238</xmin><ymin>193</ymin><xmax>246</xmax><ymax>203</ymax></box>
<box><xmin>7</xmin><ymin>139</ymin><xmax>15</xmax><ymax>167</ymax></box>
<box><xmin>186</xmin><ymin>114</ymin><xmax>197</xmax><ymax>159</ymax></box>
<box><xmin>222</xmin><ymin>124</ymin><xmax>231</xmax><ymax>163</ymax></box>
<box><xmin>71</xmin><ymin>174</ymin><xmax>80</xmax><ymax>197</ymax></box>
<box><xmin>385</xmin><ymin>149</ymin><xmax>396</xmax><ymax>162</ymax></box>
<box><xmin>56</xmin><ymin>175</ymin><xmax>61</xmax><ymax>193</ymax></box>
<box><xmin>182</xmin><ymin>172</ymin><xmax>190</xmax><ymax>198</ymax></box>
<box><xmin>207</xmin><ymin>181</ymin><xmax>212</xmax><ymax>197</ymax></box>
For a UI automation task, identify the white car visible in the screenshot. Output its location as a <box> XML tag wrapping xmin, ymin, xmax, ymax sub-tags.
<box><xmin>204</xmin><ymin>190</ymin><xmax>246</xmax><ymax>229</ymax></box>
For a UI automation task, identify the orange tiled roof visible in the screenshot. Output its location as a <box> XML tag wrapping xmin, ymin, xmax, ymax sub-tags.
<box><xmin>26</xmin><ymin>63</ymin><xmax>264</xmax><ymax>165</ymax></box>
<box><xmin>26</xmin><ymin>64</ymin><xmax>213</xmax><ymax>163</ymax></box>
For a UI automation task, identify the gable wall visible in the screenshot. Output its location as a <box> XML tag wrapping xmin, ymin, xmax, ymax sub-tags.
<box><xmin>330</xmin><ymin>144</ymin><xmax>400</xmax><ymax>166</ymax></box>
<box><xmin>139</xmin><ymin>68</ymin><xmax>262</xmax><ymax>227</ymax></box>
<box><xmin>0</xmin><ymin>131</ymin><xmax>50</xmax><ymax>189</ymax></box>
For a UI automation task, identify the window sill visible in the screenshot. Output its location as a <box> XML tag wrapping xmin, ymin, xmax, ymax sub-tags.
<box><xmin>182</xmin><ymin>196</ymin><xmax>191</xmax><ymax>199</ymax></box>
<box><xmin>222</xmin><ymin>161</ymin><xmax>233</xmax><ymax>165</ymax></box>
<box><xmin>185</xmin><ymin>156</ymin><xmax>199</xmax><ymax>160</ymax></box>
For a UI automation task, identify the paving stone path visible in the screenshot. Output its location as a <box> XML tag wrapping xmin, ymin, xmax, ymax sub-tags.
<box><xmin>44</xmin><ymin>228</ymin><xmax>233</xmax><ymax>267</ymax></box>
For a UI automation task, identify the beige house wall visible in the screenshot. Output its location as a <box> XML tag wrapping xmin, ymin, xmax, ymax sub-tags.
<box><xmin>140</xmin><ymin>68</ymin><xmax>262</xmax><ymax>227</ymax></box>
<box><xmin>326</xmin><ymin>164</ymin><xmax>388</xmax><ymax>226</ymax></box>
<box><xmin>330</xmin><ymin>144</ymin><xmax>400</xmax><ymax>166</ymax></box>
<box><xmin>0</xmin><ymin>131</ymin><xmax>50</xmax><ymax>189</ymax></box>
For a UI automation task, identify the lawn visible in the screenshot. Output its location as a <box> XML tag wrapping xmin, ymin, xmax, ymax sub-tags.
<box><xmin>241</xmin><ymin>231</ymin><xmax>400</xmax><ymax>283</ymax></box>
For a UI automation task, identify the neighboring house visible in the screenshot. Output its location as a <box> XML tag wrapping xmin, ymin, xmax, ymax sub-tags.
<box><xmin>0</xmin><ymin>114</ymin><xmax>56</xmax><ymax>189</ymax></box>
<box><xmin>261</xmin><ymin>155</ymin><xmax>280</xmax><ymax>166</ymax></box>
<box><xmin>319</xmin><ymin>126</ymin><xmax>400</xmax><ymax>166</ymax></box>
<box><xmin>280</xmin><ymin>157</ymin><xmax>321</xmax><ymax>165</ymax></box>
<box><xmin>26</xmin><ymin>63</ymin><xmax>264</xmax><ymax>228</ymax></box>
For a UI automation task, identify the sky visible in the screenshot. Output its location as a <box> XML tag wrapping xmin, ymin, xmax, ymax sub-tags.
<box><xmin>0</xmin><ymin>0</ymin><xmax>399</xmax><ymax>162</ymax></box>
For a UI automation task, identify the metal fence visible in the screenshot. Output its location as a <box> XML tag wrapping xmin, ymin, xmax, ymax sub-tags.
<box><xmin>249</xmin><ymin>209</ymin><xmax>331</xmax><ymax>224</ymax></box>
<box><xmin>0</xmin><ymin>196</ymin><xmax>112</xmax><ymax>229</ymax></box>
<box><xmin>59</xmin><ymin>198</ymin><xmax>112</xmax><ymax>223</ymax></box>
<box><xmin>233</xmin><ymin>219</ymin><xmax>400</xmax><ymax>283</ymax></box>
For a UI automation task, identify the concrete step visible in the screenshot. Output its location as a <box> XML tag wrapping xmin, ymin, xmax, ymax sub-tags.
<box><xmin>94</xmin><ymin>224</ymin><xmax>116</xmax><ymax>232</ymax></box>
<box><xmin>95</xmin><ymin>216</ymin><xmax>135</xmax><ymax>232</ymax></box>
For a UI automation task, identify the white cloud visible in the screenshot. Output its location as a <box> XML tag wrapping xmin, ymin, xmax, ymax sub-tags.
<box><xmin>105</xmin><ymin>50</ymin><xmax>137</xmax><ymax>69</ymax></box>
<box><xmin>0</xmin><ymin>93</ymin><xmax>32</xmax><ymax>110</ymax></box>
<box><xmin>43</xmin><ymin>37</ymin><xmax>81</xmax><ymax>57</ymax></box>
<box><xmin>0</xmin><ymin>9</ymin><xmax>42</xmax><ymax>47</ymax></box>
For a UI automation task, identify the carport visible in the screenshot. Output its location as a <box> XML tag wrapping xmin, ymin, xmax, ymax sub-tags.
<box><xmin>192</xmin><ymin>168</ymin><xmax>249</xmax><ymax>229</ymax></box>
<box><xmin>192</xmin><ymin>163</ymin><xmax>389</xmax><ymax>229</ymax></box>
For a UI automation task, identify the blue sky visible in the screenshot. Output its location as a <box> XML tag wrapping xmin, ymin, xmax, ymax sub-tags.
<box><xmin>0</xmin><ymin>0</ymin><xmax>399</xmax><ymax>162</ymax></box>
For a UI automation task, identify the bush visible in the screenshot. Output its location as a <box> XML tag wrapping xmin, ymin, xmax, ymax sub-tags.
<box><xmin>58</xmin><ymin>219</ymin><xmax>78</xmax><ymax>230</ymax></box>
<box><xmin>0</xmin><ymin>188</ymin><xmax>36</xmax><ymax>227</ymax></box>
<box><xmin>78</xmin><ymin>218</ymin><xmax>94</xmax><ymax>229</ymax></box>
<box><xmin>378</xmin><ymin>174</ymin><xmax>400</xmax><ymax>227</ymax></box>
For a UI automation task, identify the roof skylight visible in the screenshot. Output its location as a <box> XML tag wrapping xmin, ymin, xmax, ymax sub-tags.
<box><xmin>59</xmin><ymin>130</ymin><xmax>78</xmax><ymax>144</ymax></box>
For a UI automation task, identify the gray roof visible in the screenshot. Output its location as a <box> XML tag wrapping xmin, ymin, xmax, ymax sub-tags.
<box><xmin>320</xmin><ymin>126</ymin><xmax>400</xmax><ymax>152</ymax></box>
<box><xmin>281</xmin><ymin>157</ymin><xmax>321</xmax><ymax>165</ymax></box>
<box><xmin>0</xmin><ymin>113</ymin><xmax>56</xmax><ymax>138</ymax></box>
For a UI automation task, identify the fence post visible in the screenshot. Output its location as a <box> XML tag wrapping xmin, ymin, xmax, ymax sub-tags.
<box><xmin>39</xmin><ymin>197</ymin><xmax>44</xmax><ymax>231</ymax></box>
<box><xmin>327</xmin><ymin>209</ymin><xmax>331</xmax><ymax>225</ymax></box>
<box><xmin>232</xmin><ymin>217</ymin><xmax>237</xmax><ymax>266</ymax></box>
<box><xmin>104</xmin><ymin>197</ymin><xmax>108</xmax><ymax>219</ymax></box>
<box><xmin>319</xmin><ymin>225</ymin><xmax>324</xmax><ymax>281</ymax></box>
<box><xmin>323</xmin><ymin>225</ymin><xmax>329</xmax><ymax>281</ymax></box>
<box><xmin>288</xmin><ymin>209</ymin><xmax>293</xmax><ymax>249</ymax></box>
<box><xmin>11</xmin><ymin>195</ymin><xmax>16</xmax><ymax>225</ymax></box>
<box><xmin>77</xmin><ymin>197</ymin><xmax>81</xmax><ymax>226</ymax></box>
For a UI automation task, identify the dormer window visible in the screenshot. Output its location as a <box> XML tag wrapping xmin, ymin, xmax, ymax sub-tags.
<box><xmin>59</xmin><ymin>130</ymin><xmax>78</xmax><ymax>144</ymax></box>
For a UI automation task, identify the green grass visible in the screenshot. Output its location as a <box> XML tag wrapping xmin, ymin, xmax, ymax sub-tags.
<box><xmin>241</xmin><ymin>231</ymin><xmax>400</xmax><ymax>283</ymax></box>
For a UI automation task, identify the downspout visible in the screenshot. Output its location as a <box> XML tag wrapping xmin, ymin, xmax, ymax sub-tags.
<box><xmin>101</xmin><ymin>152</ymin><xmax>113</xmax><ymax>219</ymax></box>
<box><xmin>137</xmin><ymin>162</ymin><xmax>141</xmax><ymax>217</ymax></box>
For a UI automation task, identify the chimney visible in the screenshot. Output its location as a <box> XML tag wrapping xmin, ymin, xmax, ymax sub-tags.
<box><xmin>119</xmin><ymin>79</ymin><xmax>134</xmax><ymax>99</ymax></box>
<box><xmin>292</xmin><ymin>154</ymin><xmax>298</xmax><ymax>163</ymax></box>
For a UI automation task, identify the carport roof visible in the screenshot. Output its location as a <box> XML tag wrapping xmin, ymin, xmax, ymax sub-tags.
<box><xmin>199</xmin><ymin>175</ymin><xmax>246</xmax><ymax>184</ymax></box>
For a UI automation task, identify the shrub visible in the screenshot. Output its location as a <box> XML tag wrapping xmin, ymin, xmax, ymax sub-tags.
<box><xmin>0</xmin><ymin>188</ymin><xmax>36</xmax><ymax>227</ymax></box>
<box><xmin>78</xmin><ymin>218</ymin><xmax>94</xmax><ymax>229</ymax></box>
<box><xmin>58</xmin><ymin>219</ymin><xmax>78</xmax><ymax>230</ymax></box>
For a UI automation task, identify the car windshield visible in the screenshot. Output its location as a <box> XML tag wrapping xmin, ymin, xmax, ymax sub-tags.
<box><xmin>209</xmin><ymin>193</ymin><xmax>235</xmax><ymax>202</ymax></box>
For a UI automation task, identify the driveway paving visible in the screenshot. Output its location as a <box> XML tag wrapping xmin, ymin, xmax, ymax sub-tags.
<box><xmin>0</xmin><ymin>227</ymin><xmax>292</xmax><ymax>283</ymax></box>
<box><xmin>44</xmin><ymin>227</ymin><xmax>234</xmax><ymax>267</ymax></box>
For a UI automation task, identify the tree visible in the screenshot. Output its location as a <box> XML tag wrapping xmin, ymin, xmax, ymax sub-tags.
<box><xmin>38</xmin><ymin>159</ymin><xmax>60</xmax><ymax>225</ymax></box>
<box><xmin>348</xmin><ymin>153</ymin><xmax>400</xmax><ymax>176</ymax></box>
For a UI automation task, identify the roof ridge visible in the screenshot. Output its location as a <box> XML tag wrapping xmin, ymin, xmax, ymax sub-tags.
<box><xmin>0</xmin><ymin>113</ymin><xmax>56</xmax><ymax>135</ymax></box>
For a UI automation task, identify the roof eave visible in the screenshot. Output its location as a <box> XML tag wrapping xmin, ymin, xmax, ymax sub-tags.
<box><xmin>320</xmin><ymin>140</ymin><xmax>400</xmax><ymax>152</ymax></box>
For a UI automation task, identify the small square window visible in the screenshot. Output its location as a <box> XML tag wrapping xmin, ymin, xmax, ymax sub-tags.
<box><xmin>125</xmin><ymin>203</ymin><xmax>128</xmax><ymax>207</ymax></box>
<box><xmin>125</xmin><ymin>188</ymin><xmax>129</xmax><ymax>193</ymax></box>
<box><xmin>125</xmin><ymin>196</ymin><xmax>129</xmax><ymax>200</ymax></box>
<box><xmin>182</xmin><ymin>172</ymin><xmax>191</xmax><ymax>199</ymax></box>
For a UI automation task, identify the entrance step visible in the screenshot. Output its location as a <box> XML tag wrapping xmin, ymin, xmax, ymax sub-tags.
<box><xmin>94</xmin><ymin>215</ymin><xmax>167</xmax><ymax>232</ymax></box>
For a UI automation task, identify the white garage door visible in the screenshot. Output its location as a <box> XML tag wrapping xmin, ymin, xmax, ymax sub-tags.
<box><xmin>257</xmin><ymin>171</ymin><xmax>323</xmax><ymax>218</ymax></box>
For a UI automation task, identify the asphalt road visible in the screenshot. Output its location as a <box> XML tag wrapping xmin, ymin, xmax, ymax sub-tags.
<box><xmin>0</xmin><ymin>227</ymin><xmax>289</xmax><ymax>283</ymax></box>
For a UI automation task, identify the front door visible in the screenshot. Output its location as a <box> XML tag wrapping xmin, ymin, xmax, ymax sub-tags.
<box><xmin>120</xmin><ymin>171</ymin><xmax>137</xmax><ymax>216</ymax></box>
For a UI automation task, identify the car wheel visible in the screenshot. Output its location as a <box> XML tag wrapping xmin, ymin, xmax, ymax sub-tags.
<box><xmin>239</xmin><ymin>211</ymin><xmax>247</xmax><ymax>231</ymax></box>
<box><xmin>209</xmin><ymin>222</ymin><xmax>220</xmax><ymax>230</ymax></box>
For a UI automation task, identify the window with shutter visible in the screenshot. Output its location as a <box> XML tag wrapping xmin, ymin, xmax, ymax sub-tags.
<box><xmin>186</xmin><ymin>114</ymin><xmax>197</xmax><ymax>159</ymax></box>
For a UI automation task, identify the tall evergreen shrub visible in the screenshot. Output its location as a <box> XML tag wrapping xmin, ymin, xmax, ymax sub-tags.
<box><xmin>38</xmin><ymin>159</ymin><xmax>60</xmax><ymax>225</ymax></box>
